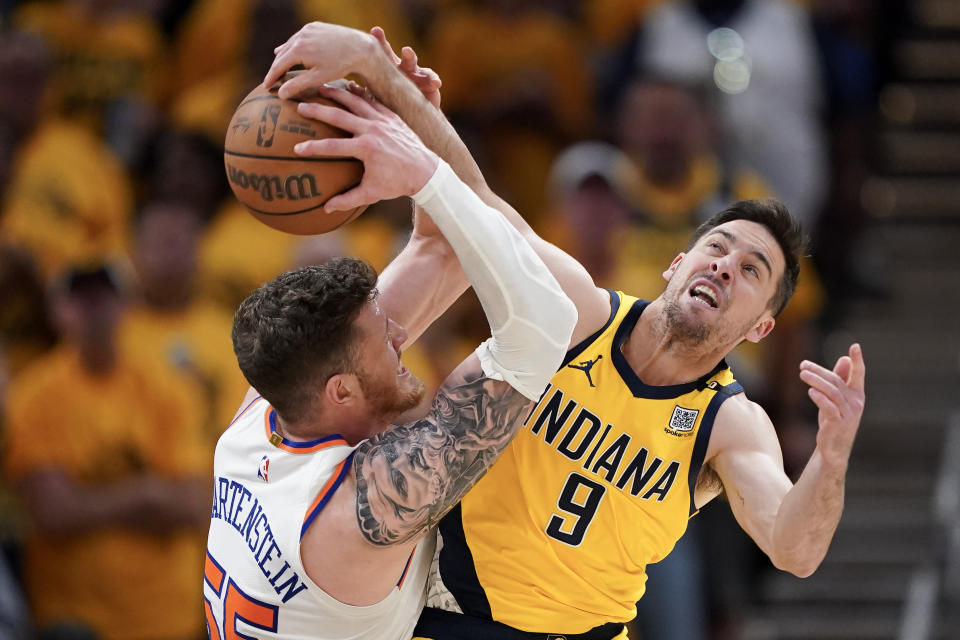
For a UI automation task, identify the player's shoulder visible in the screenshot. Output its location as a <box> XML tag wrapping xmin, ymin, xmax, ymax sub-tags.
<box><xmin>709</xmin><ymin>392</ymin><xmax>779</xmax><ymax>456</ymax></box>
<box><xmin>567</xmin><ymin>287</ymin><xmax>622</xmax><ymax>347</ymax></box>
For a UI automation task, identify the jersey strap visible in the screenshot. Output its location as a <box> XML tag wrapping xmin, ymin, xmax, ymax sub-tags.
<box><xmin>300</xmin><ymin>452</ymin><xmax>355</xmax><ymax>539</ymax></box>
<box><xmin>687</xmin><ymin>380</ymin><xmax>744</xmax><ymax>515</ymax></box>
<box><xmin>414</xmin><ymin>606</ymin><xmax>625</xmax><ymax>640</ymax></box>
<box><xmin>561</xmin><ymin>289</ymin><xmax>620</xmax><ymax>368</ymax></box>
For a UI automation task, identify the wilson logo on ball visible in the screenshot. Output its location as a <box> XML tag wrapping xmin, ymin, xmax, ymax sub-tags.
<box><xmin>226</xmin><ymin>164</ymin><xmax>323</xmax><ymax>202</ymax></box>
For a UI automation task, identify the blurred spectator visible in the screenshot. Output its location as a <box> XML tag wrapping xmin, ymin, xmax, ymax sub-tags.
<box><xmin>0</xmin><ymin>30</ymin><xmax>133</xmax><ymax>280</ymax></box>
<box><xmin>609</xmin><ymin>0</ymin><xmax>827</xmax><ymax>228</ymax></box>
<box><xmin>12</xmin><ymin>0</ymin><xmax>169</xmax><ymax>144</ymax></box>
<box><xmin>121</xmin><ymin>200</ymin><xmax>247</xmax><ymax>448</ymax></box>
<box><xmin>2</xmin><ymin>262</ymin><xmax>209</xmax><ymax>640</ymax></box>
<box><xmin>810</xmin><ymin>0</ymin><xmax>885</xmax><ymax>311</ymax></box>
<box><xmin>426</xmin><ymin>0</ymin><xmax>592</xmax><ymax>224</ymax></box>
<box><xmin>0</xmin><ymin>28</ymin><xmax>51</xmax><ymax>199</ymax></box>
<box><xmin>143</xmin><ymin>127</ymin><xmax>229</xmax><ymax>223</ymax></box>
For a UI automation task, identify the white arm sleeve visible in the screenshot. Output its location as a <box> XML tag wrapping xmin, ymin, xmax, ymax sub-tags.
<box><xmin>412</xmin><ymin>160</ymin><xmax>577</xmax><ymax>401</ymax></box>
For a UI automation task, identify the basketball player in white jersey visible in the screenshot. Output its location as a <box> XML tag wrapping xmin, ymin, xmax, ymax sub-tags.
<box><xmin>203</xmin><ymin>85</ymin><xmax>577</xmax><ymax>638</ymax></box>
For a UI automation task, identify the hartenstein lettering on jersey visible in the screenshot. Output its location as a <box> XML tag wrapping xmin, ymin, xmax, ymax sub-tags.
<box><xmin>204</xmin><ymin>397</ymin><xmax>434</xmax><ymax>640</ymax></box>
<box><xmin>209</xmin><ymin>475</ymin><xmax>308</xmax><ymax>603</ymax></box>
<box><xmin>426</xmin><ymin>291</ymin><xmax>743</xmax><ymax>635</ymax></box>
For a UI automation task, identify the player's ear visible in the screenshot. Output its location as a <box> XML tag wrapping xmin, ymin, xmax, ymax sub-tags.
<box><xmin>663</xmin><ymin>253</ymin><xmax>685</xmax><ymax>281</ymax></box>
<box><xmin>744</xmin><ymin>315</ymin><xmax>775</xmax><ymax>343</ymax></box>
<box><xmin>325</xmin><ymin>373</ymin><xmax>360</xmax><ymax>406</ymax></box>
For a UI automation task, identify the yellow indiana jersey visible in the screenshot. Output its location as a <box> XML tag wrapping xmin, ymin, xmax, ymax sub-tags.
<box><xmin>429</xmin><ymin>291</ymin><xmax>743</xmax><ymax>634</ymax></box>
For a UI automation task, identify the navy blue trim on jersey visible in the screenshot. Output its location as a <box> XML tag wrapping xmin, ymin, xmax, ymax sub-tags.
<box><xmin>437</xmin><ymin>503</ymin><xmax>493</xmax><ymax>620</ymax></box>
<box><xmin>562</xmin><ymin>289</ymin><xmax>620</xmax><ymax>368</ymax></box>
<box><xmin>299</xmin><ymin>452</ymin><xmax>354</xmax><ymax>539</ymax></box>
<box><xmin>610</xmin><ymin>299</ymin><xmax>729</xmax><ymax>399</ymax></box>
<box><xmin>414</xmin><ymin>606</ymin><xmax>626</xmax><ymax>640</ymax></box>
<box><xmin>268</xmin><ymin>409</ymin><xmax>345</xmax><ymax>449</ymax></box>
<box><xmin>228</xmin><ymin>395</ymin><xmax>262</xmax><ymax>427</ymax></box>
<box><xmin>687</xmin><ymin>381</ymin><xmax>743</xmax><ymax>515</ymax></box>
<box><xmin>396</xmin><ymin>546</ymin><xmax>416</xmax><ymax>588</ymax></box>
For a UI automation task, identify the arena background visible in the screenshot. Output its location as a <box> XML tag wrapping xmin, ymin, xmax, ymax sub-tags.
<box><xmin>0</xmin><ymin>1</ymin><xmax>957</xmax><ymax>639</ymax></box>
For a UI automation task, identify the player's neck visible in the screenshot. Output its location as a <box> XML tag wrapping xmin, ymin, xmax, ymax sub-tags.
<box><xmin>622</xmin><ymin>301</ymin><xmax>730</xmax><ymax>385</ymax></box>
<box><xmin>275</xmin><ymin>408</ymin><xmax>378</xmax><ymax>447</ymax></box>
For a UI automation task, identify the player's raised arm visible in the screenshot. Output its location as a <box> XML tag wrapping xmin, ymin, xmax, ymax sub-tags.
<box><xmin>267</xmin><ymin>23</ymin><xmax>610</xmax><ymax>346</ymax></box>
<box><xmin>294</xmin><ymin>84</ymin><xmax>575</xmax><ymax>598</ymax></box>
<box><xmin>705</xmin><ymin>344</ymin><xmax>866</xmax><ymax>577</ymax></box>
<box><xmin>352</xmin><ymin>130</ymin><xmax>580</xmax><ymax>544</ymax></box>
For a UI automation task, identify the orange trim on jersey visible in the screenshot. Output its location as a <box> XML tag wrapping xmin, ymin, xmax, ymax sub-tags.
<box><xmin>300</xmin><ymin>452</ymin><xmax>354</xmax><ymax>538</ymax></box>
<box><xmin>396</xmin><ymin>544</ymin><xmax>417</xmax><ymax>589</ymax></box>
<box><xmin>263</xmin><ymin>408</ymin><xmax>348</xmax><ymax>453</ymax></box>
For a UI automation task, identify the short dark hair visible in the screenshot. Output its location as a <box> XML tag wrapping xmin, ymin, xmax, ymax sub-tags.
<box><xmin>689</xmin><ymin>199</ymin><xmax>806</xmax><ymax>316</ymax></box>
<box><xmin>232</xmin><ymin>258</ymin><xmax>378</xmax><ymax>423</ymax></box>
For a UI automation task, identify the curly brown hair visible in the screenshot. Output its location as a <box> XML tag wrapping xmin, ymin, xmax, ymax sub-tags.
<box><xmin>232</xmin><ymin>257</ymin><xmax>378</xmax><ymax>423</ymax></box>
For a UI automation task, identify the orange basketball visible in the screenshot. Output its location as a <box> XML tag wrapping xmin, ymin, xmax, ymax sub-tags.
<box><xmin>223</xmin><ymin>81</ymin><xmax>365</xmax><ymax>235</ymax></box>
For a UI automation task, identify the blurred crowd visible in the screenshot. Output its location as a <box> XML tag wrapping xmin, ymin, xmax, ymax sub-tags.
<box><xmin>0</xmin><ymin>0</ymin><xmax>897</xmax><ymax>639</ymax></box>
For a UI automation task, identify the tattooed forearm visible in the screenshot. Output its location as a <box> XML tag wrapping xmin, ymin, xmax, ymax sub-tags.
<box><xmin>354</xmin><ymin>356</ymin><xmax>532</xmax><ymax>545</ymax></box>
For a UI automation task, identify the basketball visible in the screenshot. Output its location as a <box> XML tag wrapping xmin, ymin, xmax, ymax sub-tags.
<box><xmin>223</xmin><ymin>80</ymin><xmax>365</xmax><ymax>235</ymax></box>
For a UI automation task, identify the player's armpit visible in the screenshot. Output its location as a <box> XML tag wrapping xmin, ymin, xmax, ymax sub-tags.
<box><xmin>353</xmin><ymin>353</ymin><xmax>531</xmax><ymax>546</ymax></box>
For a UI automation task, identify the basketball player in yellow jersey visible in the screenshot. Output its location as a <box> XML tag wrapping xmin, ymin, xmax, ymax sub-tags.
<box><xmin>267</xmin><ymin>23</ymin><xmax>867</xmax><ymax>640</ymax></box>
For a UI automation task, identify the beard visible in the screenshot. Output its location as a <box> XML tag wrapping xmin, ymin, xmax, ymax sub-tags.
<box><xmin>662</xmin><ymin>292</ymin><xmax>713</xmax><ymax>346</ymax></box>
<box><xmin>661</xmin><ymin>280</ymin><xmax>761</xmax><ymax>350</ymax></box>
<box><xmin>357</xmin><ymin>366</ymin><xmax>426</xmax><ymax>421</ymax></box>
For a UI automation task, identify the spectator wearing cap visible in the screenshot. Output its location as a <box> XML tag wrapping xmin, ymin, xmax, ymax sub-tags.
<box><xmin>2</xmin><ymin>261</ymin><xmax>209</xmax><ymax>640</ymax></box>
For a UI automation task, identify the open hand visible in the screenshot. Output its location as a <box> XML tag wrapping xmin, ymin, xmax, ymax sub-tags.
<box><xmin>799</xmin><ymin>343</ymin><xmax>866</xmax><ymax>470</ymax></box>
<box><xmin>292</xmin><ymin>85</ymin><xmax>439</xmax><ymax>212</ymax></box>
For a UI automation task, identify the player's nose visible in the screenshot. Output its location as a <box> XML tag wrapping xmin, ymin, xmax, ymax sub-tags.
<box><xmin>710</xmin><ymin>256</ymin><xmax>732</xmax><ymax>281</ymax></box>
<box><xmin>390</xmin><ymin>319</ymin><xmax>408</xmax><ymax>348</ymax></box>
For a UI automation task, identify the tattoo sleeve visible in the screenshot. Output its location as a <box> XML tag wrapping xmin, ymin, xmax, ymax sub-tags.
<box><xmin>354</xmin><ymin>355</ymin><xmax>533</xmax><ymax>545</ymax></box>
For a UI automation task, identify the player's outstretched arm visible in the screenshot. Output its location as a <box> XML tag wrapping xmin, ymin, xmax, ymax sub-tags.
<box><xmin>706</xmin><ymin>344</ymin><xmax>866</xmax><ymax>577</ymax></box>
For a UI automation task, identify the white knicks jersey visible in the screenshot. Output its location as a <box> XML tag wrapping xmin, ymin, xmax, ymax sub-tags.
<box><xmin>204</xmin><ymin>397</ymin><xmax>434</xmax><ymax>640</ymax></box>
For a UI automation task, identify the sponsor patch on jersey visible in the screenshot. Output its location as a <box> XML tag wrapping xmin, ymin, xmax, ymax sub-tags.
<box><xmin>667</xmin><ymin>405</ymin><xmax>699</xmax><ymax>434</ymax></box>
<box><xmin>258</xmin><ymin>455</ymin><xmax>270</xmax><ymax>482</ymax></box>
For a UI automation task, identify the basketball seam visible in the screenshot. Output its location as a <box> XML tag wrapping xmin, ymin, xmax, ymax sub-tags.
<box><xmin>224</xmin><ymin>150</ymin><xmax>358</xmax><ymax>162</ymax></box>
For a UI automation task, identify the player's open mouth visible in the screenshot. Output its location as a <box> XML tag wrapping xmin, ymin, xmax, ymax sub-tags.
<box><xmin>688</xmin><ymin>281</ymin><xmax>719</xmax><ymax>308</ymax></box>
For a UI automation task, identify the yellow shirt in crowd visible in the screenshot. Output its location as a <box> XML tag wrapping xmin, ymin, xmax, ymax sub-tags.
<box><xmin>121</xmin><ymin>301</ymin><xmax>249</xmax><ymax>447</ymax></box>
<box><xmin>3</xmin><ymin>347</ymin><xmax>207</xmax><ymax>640</ymax></box>
<box><xmin>0</xmin><ymin>119</ymin><xmax>132</xmax><ymax>279</ymax></box>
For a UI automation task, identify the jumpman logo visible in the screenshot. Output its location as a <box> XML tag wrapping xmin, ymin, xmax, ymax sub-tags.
<box><xmin>567</xmin><ymin>354</ymin><xmax>603</xmax><ymax>387</ymax></box>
